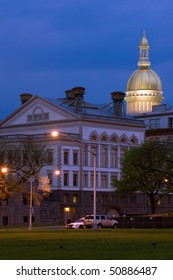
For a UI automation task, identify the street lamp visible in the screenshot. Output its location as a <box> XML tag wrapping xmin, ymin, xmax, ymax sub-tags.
<box><xmin>51</xmin><ymin>130</ymin><xmax>97</xmax><ymax>229</ymax></box>
<box><xmin>55</xmin><ymin>170</ymin><xmax>60</xmax><ymax>176</ymax></box>
<box><xmin>92</xmin><ymin>151</ymin><xmax>97</xmax><ymax>229</ymax></box>
<box><xmin>1</xmin><ymin>167</ymin><xmax>8</xmax><ymax>174</ymax></box>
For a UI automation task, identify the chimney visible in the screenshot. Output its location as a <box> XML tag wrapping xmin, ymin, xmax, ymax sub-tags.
<box><xmin>20</xmin><ymin>93</ymin><xmax>33</xmax><ymax>105</ymax></box>
<box><xmin>65</xmin><ymin>89</ymin><xmax>75</xmax><ymax>100</ymax></box>
<box><xmin>111</xmin><ymin>91</ymin><xmax>125</xmax><ymax>117</ymax></box>
<box><xmin>72</xmin><ymin>86</ymin><xmax>85</xmax><ymax>113</ymax></box>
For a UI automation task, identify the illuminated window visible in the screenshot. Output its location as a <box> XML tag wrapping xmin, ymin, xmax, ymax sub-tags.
<box><xmin>73</xmin><ymin>195</ymin><xmax>77</xmax><ymax>203</ymax></box>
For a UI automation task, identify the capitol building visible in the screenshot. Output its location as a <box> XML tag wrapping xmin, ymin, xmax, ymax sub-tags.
<box><xmin>0</xmin><ymin>32</ymin><xmax>173</xmax><ymax>226</ymax></box>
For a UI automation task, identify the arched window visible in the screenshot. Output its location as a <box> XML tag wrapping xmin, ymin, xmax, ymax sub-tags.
<box><xmin>111</xmin><ymin>136</ymin><xmax>116</xmax><ymax>142</ymax></box>
<box><xmin>91</xmin><ymin>135</ymin><xmax>97</xmax><ymax>141</ymax></box>
<box><xmin>120</xmin><ymin>137</ymin><xmax>126</xmax><ymax>143</ymax></box>
<box><xmin>101</xmin><ymin>136</ymin><xmax>107</xmax><ymax>142</ymax></box>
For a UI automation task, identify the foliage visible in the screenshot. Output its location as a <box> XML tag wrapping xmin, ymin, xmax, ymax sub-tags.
<box><xmin>113</xmin><ymin>140</ymin><xmax>173</xmax><ymax>213</ymax></box>
<box><xmin>0</xmin><ymin>141</ymin><xmax>50</xmax><ymax>204</ymax></box>
<box><xmin>22</xmin><ymin>176</ymin><xmax>51</xmax><ymax>206</ymax></box>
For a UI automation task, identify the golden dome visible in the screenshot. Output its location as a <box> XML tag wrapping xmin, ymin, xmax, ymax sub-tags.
<box><xmin>126</xmin><ymin>31</ymin><xmax>162</xmax><ymax>92</ymax></box>
<box><xmin>126</xmin><ymin>68</ymin><xmax>162</xmax><ymax>91</ymax></box>
<box><xmin>125</xmin><ymin>32</ymin><xmax>164</xmax><ymax>114</ymax></box>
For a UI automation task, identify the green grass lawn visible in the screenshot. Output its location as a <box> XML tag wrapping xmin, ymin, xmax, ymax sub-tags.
<box><xmin>0</xmin><ymin>228</ymin><xmax>173</xmax><ymax>260</ymax></box>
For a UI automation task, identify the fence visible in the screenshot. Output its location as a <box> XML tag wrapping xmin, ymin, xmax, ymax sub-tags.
<box><xmin>117</xmin><ymin>216</ymin><xmax>173</xmax><ymax>229</ymax></box>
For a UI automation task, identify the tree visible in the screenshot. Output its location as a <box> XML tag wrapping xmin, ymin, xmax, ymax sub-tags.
<box><xmin>113</xmin><ymin>141</ymin><xmax>173</xmax><ymax>214</ymax></box>
<box><xmin>0</xmin><ymin>141</ymin><xmax>51</xmax><ymax>205</ymax></box>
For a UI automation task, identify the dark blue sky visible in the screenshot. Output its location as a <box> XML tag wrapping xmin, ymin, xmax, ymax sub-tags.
<box><xmin>0</xmin><ymin>0</ymin><xmax>173</xmax><ymax>119</ymax></box>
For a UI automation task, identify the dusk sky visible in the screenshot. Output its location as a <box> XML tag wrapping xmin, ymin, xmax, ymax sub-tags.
<box><xmin>0</xmin><ymin>0</ymin><xmax>173</xmax><ymax>119</ymax></box>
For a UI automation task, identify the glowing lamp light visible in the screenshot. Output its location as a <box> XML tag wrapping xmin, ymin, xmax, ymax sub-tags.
<box><xmin>1</xmin><ymin>167</ymin><xmax>8</xmax><ymax>173</ymax></box>
<box><xmin>55</xmin><ymin>170</ymin><xmax>60</xmax><ymax>175</ymax></box>
<box><xmin>64</xmin><ymin>207</ymin><xmax>70</xmax><ymax>212</ymax></box>
<box><xmin>51</xmin><ymin>131</ymin><xmax>59</xmax><ymax>137</ymax></box>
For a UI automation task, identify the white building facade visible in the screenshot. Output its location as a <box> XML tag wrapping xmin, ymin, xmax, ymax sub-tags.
<box><xmin>0</xmin><ymin>88</ymin><xmax>147</xmax><ymax>226</ymax></box>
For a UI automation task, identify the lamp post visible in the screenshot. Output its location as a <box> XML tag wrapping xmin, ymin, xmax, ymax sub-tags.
<box><xmin>92</xmin><ymin>151</ymin><xmax>97</xmax><ymax>229</ymax></box>
<box><xmin>51</xmin><ymin>130</ymin><xmax>97</xmax><ymax>229</ymax></box>
<box><xmin>28</xmin><ymin>177</ymin><xmax>34</xmax><ymax>230</ymax></box>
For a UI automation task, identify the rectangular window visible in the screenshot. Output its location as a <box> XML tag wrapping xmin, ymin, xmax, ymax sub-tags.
<box><xmin>155</xmin><ymin>118</ymin><xmax>160</xmax><ymax>128</ymax></box>
<box><xmin>91</xmin><ymin>172</ymin><xmax>97</xmax><ymax>188</ymax></box>
<box><xmin>27</xmin><ymin>115</ymin><xmax>33</xmax><ymax>122</ymax></box>
<box><xmin>73</xmin><ymin>173</ymin><xmax>78</xmax><ymax>187</ymax></box>
<box><xmin>64</xmin><ymin>172</ymin><xmax>69</xmax><ymax>186</ymax></box>
<box><xmin>63</xmin><ymin>150</ymin><xmax>69</xmax><ymax>165</ymax></box>
<box><xmin>84</xmin><ymin>145</ymin><xmax>88</xmax><ymax>166</ymax></box>
<box><xmin>73</xmin><ymin>194</ymin><xmax>77</xmax><ymax>203</ymax></box>
<box><xmin>110</xmin><ymin>148</ymin><xmax>117</xmax><ymax>167</ymax></box>
<box><xmin>168</xmin><ymin>117</ymin><xmax>173</xmax><ymax>128</ymax></box>
<box><xmin>3</xmin><ymin>216</ymin><xmax>8</xmax><ymax>226</ymax></box>
<box><xmin>120</xmin><ymin>148</ymin><xmax>126</xmax><ymax>162</ymax></box>
<box><xmin>100</xmin><ymin>146</ymin><xmax>107</xmax><ymax>167</ymax></box>
<box><xmin>23</xmin><ymin>216</ymin><xmax>28</xmax><ymax>223</ymax></box>
<box><xmin>64</xmin><ymin>193</ymin><xmax>69</xmax><ymax>203</ymax></box>
<box><xmin>149</xmin><ymin>118</ymin><xmax>160</xmax><ymax>129</ymax></box>
<box><xmin>101</xmin><ymin>174</ymin><xmax>108</xmax><ymax>188</ymax></box>
<box><xmin>34</xmin><ymin>114</ymin><xmax>42</xmax><ymax>121</ymax></box>
<box><xmin>23</xmin><ymin>194</ymin><xmax>28</xmax><ymax>205</ymax></box>
<box><xmin>84</xmin><ymin>173</ymin><xmax>88</xmax><ymax>187</ymax></box>
<box><xmin>111</xmin><ymin>174</ymin><xmax>118</xmax><ymax>187</ymax></box>
<box><xmin>73</xmin><ymin>150</ymin><xmax>78</xmax><ymax>165</ymax></box>
<box><xmin>149</xmin><ymin>119</ymin><xmax>155</xmax><ymax>129</ymax></box>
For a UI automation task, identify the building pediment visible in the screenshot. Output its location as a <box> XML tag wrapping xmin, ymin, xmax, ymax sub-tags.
<box><xmin>0</xmin><ymin>95</ymin><xmax>79</xmax><ymax>127</ymax></box>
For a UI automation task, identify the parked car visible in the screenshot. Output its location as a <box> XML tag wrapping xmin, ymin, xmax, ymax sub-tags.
<box><xmin>65</xmin><ymin>218</ymin><xmax>85</xmax><ymax>229</ymax></box>
<box><xmin>84</xmin><ymin>215</ymin><xmax>118</xmax><ymax>229</ymax></box>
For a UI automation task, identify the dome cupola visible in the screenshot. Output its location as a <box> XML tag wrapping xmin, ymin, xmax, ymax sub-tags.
<box><xmin>125</xmin><ymin>32</ymin><xmax>164</xmax><ymax>114</ymax></box>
